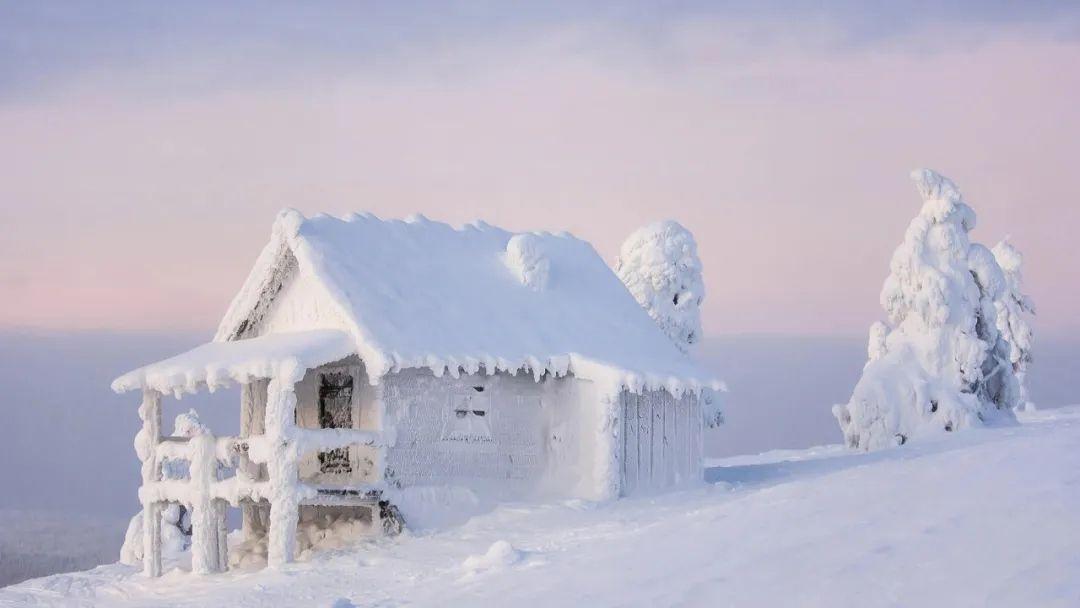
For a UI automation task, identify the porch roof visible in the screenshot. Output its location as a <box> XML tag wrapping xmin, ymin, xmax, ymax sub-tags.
<box><xmin>112</xmin><ymin>329</ymin><xmax>354</xmax><ymax>396</ymax></box>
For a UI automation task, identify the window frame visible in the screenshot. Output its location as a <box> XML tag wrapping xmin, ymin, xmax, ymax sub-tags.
<box><xmin>441</xmin><ymin>385</ymin><xmax>494</xmax><ymax>443</ymax></box>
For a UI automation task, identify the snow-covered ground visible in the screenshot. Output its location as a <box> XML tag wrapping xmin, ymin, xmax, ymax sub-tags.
<box><xmin>3</xmin><ymin>406</ymin><xmax>1078</xmax><ymax>607</ymax></box>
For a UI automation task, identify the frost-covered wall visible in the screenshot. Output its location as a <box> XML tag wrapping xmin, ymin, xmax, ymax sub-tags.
<box><xmin>619</xmin><ymin>389</ymin><xmax>702</xmax><ymax>496</ymax></box>
<box><xmin>379</xmin><ymin>369</ymin><xmax>701</xmax><ymax>502</ymax></box>
<box><xmin>381</xmin><ymin>369</ymin><xmax>552</xmax><ymax>497</ymax></box>
<box><xmin>227</xmin><ymin>350</ymin><xmax>664</xmax><ymax>508</ymax></box>
<box><xmin>538</xmin><ymin>376</ymin><xmax>618</xmax><ymax>501</ymax></box>
<box><xmin>287</xmin><ymin>363</ymin><xmax>702</xmax><ymax>501</ymax></box>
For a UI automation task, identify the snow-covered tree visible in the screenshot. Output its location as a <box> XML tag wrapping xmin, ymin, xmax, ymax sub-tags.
<box><xmin>833</xmin><ymin>169</ymin><xmax>1024</xmax><ymax>450</ymax></box>
<box><xmin>992</xmin><ymin>239</ymin><xmax>1036</xmax><ymax>411</ymax></box>
<box><xmin>614</xmin><ymin>220</ymin><xmax>705</xmax><ymax>352</ymax></box>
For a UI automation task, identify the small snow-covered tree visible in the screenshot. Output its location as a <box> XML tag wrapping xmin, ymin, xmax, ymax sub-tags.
<box><xmin>614</xmin><ymin>220</ymin><xmax>705</xmax><ymax>352</ymax></box>
<box><xmin>992</xmin><ymin>239</ymin><xmax>1036</xmax><ymax>411</ymax></box>
<box><xmin>833</xmin><ymin>169</ymin><xmax>1024</xmax><ymax>450</ymax></box>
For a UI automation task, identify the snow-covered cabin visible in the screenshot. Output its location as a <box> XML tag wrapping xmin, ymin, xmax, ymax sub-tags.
<box><xmin>113</xmin><ymin>210</ymin><xmax>722</xmax><ymax>575</ymax></box>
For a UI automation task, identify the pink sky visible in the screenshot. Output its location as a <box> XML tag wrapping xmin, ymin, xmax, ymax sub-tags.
<box><xmin>1</xmin><ymin>17</ymin><xmax>1078</xmax><ymax>337</ymax></box>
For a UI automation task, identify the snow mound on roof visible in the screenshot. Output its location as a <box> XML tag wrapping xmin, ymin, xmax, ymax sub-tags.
<box><xmin>505</xmin><ymin>233</ymin><xmax>550</xmax><ymax>291</ymax></box>
<box><xmin>215</xmin><ymin>211</ymin><xmax>722</xmax><ymax>396</ymax></box>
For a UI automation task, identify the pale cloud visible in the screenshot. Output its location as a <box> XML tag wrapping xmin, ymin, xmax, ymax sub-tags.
<box><xmin>3</xmin><ymin>2</ymin><xmax>1078</xmax><ymax>100</ymax></box>
<box><xmin>0</xmin><ymin>13</ymin><xmax>1077</xmax><ymax>336</ymax></box>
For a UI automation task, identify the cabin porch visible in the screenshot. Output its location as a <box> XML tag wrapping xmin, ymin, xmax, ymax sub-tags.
<box><xmin>113</xmin><ymin>330</ymin><xmax>392</xmax><ymax>576</ymax></box>
<box><xmin>135</xmin><ymin>382</ymin><xmax>389</xmax><ymax>576</ymax></box>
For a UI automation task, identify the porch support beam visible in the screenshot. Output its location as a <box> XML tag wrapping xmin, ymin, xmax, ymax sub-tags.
<box><xmin>265</xmin><ymin>376</ymin><xmax>299</xmax><ymax>568</ymax></box>
<box><xmin>240</xmin><ymin>380</ymin><xmax>268</xmax><ymax>543</ymax></box>
<box><xmin>138</xmin><ymin>389</ymin><xmax>163</xmax><ymax>578</ymax></box>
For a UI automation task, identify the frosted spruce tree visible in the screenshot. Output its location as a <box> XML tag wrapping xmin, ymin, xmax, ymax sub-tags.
<box><xmin>992</xmin><ymin>239</ymin><xmax>1036</xmax><ymax>411</ymax></box>
<box><xmin>614</xmin><ymin>220</ymin><xmax>705</xmax><ymax>353</ymax></box>
<box><xmin>833</xmin><ymin>169</ymin><xmax>1025</xmax><ymax>450</ymax></box>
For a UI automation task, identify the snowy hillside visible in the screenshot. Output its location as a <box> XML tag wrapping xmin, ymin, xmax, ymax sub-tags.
<box><xmin>3</xmin><ymin>407</ymin><xmax>1078</xmax><ymax>607</ymax></box>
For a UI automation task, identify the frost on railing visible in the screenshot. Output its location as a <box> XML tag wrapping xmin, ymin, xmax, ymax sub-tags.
<box><xmin>135</xmin><ymin>379</ymin><xmax>394</xmax><ymax>577</ymax></box>
<box><xmin>139</xmin><ymin>434</ymin><xmax>243</xmax><ymax>574</ymax></box>
<box><xmin>142</xmin><ymin>435</ymin><xmax>274</xmax><ymax>510</ymax></box>
<box><xmin>139</xmin><ymin>424</ymin><xmax>387</xmax><ymax>575</ymax></box>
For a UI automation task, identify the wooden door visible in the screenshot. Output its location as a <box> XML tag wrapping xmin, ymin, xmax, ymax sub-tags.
<box><xmin>318</xmin><ymin>371</ymin><xmax>353</xmax><ymax>474</ymax></box>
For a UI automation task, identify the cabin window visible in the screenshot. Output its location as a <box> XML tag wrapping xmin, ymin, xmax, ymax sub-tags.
<box><xmin>442</xmin><ymin>390</ymin><xmax>493</xmax><ymax>442</ymax></box>
<box><xmin>318</xmin><ymin>371</ymin><xmax>353</xmax><ymax>473</ymax></box>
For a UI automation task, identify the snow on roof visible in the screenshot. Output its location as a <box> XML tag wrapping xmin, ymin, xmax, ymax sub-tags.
<box><xmin>113</xmin><ymin>330</ymin><xmax>354</xmax><ymax>396</ymax></box>
<box><xmin>197</xmin><ymin>210</ymin><xmax>722</xmax><ymax>395</ymax></box>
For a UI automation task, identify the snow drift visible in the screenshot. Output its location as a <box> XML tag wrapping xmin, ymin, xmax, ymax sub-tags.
<box><xmin>6</xmin><ymin>406</ymin><xmax>1080</xmax><ymax>606</ymax></box>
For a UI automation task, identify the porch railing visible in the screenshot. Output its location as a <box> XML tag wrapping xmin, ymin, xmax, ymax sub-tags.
<box><xmin>138</xmin><ymin>389</ymin><xmax>386</xmax><ymax>576</ymax></box>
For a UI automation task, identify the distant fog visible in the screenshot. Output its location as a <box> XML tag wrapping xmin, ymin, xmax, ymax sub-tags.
<box><xmin>1</xmin><ymin>329</ymin><xmax>1076</xmax><ymax>520</ymax></box>
<box><xmin>0</xmin><ymin>330</ymin><xmax>234</xmax><ymax>518</ymax></box>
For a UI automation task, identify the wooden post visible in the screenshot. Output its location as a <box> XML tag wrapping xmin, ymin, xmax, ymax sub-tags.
<box><xmin>139</xmin><ymin>390</ymin><xmax>163</xmax><ymax>577</ymax></box>
<box><xmin>370</xmin><ymin>501</ymin><xmax>382</xmax><ymax>534</ymax></box>
<box><xmin>215</xmin><ymin>499</ymin><xmax>229</xmax><ymax>571</ymax></box>
<box><xmin>265</xmin><ymin>377</ymin><xmax>299</xmax><ymax>567</ymax></box>
<box><xmin>189</xmin><ymin>433</ymin><xmax>220</xmax><ymax>574</ymax></box>
<box><xmin>240</xmin><ymin>380</ymin><xmax>267</xmax><ymax>542</ymax></box>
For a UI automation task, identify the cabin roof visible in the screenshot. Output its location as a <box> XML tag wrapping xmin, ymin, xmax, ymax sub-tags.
<box><xmin>117</xmin><ymin>210</ymin><xmax>722</xmax><ymax>396</ymax></box>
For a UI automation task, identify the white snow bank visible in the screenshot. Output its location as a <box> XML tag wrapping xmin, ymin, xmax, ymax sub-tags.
<box><xmin>214</xmin><ymin>210</ymin><xmax>721</xmax><ymax>397</ymax></box>
<box><xmin>296</xmin><ymin>510</ymin><xmax>374</xmax><ymax>561</ymax></box>
<box><xmin>6</xmin><ymin>407</ymin><xmax>1080</xmax><ymax>606</ymax></box>
<box><xmin>461</xmin><ymin>540</ymin><xmax>522</xmax><ymax>576</ymax></box>
<box><xmin>386</xmin><ymin>486</ymin><xmax>484</xmax><ymax>532</ymax></box>
<box><xmin>112</xmin><ymin>330</ymin><xmax>355</xmax><ymax>396</ymax></box>
<box><xmin>118</xmin><ymin>504</ymin><xmax>188</xmax><ymax>568</ymax></box>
